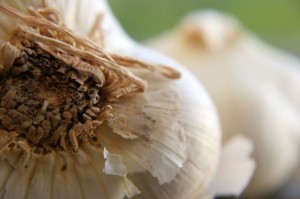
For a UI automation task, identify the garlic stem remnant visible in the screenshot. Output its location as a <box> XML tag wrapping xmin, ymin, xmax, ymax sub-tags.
<box><xmin>0</xmin><ymin>41</ymin><xmax>106</xmax><ymax>152</ymax></box>
<box><xmin>0</xmin><ymin>4</ymin><xmax>179</xmax><ymax>153</ymax></box>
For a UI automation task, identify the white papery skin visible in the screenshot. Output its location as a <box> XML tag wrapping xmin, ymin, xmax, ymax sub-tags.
<box><xmin>147</xmin><ymin>10</ymin><xmax>300</xmax><ymax>198</ymax></box>
<box><xmin>0</xmin><ymin>1</ymin><xmax>222</xmax><ymax>199</ymax></box>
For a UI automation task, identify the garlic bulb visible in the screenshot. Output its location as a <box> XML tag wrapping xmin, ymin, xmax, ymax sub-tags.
<box><xmin>147</xmin><ymin>10</ymin><xmax>300</xmax><ymax>198</ymax></box>
<box><xmin>0</xmin><ymin>1</ymin><xmax>226</xmax><ymax>199</ymax></box>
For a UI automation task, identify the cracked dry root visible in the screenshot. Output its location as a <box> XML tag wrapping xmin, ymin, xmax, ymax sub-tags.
<box><xmin>0</xmin><ymin>4</ymin><xmax>180</xmax><ymax>153</ymax></box>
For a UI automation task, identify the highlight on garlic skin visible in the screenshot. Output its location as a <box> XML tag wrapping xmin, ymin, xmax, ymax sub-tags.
<box><xmin>0</xmin><ymin>1</ymin><xmax>237</xmax><ymax>199</ymax></box>
<box><xmin>147</xmin><ymin>10</ymin><xmax>300</xmax><ymax>198</ymax></box>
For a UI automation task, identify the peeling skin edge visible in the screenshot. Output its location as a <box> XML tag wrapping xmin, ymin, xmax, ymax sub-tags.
<box><xmin>103</xmin><ymin>148</ymin><xmax>127</xmax><ymax>177</ymax></box>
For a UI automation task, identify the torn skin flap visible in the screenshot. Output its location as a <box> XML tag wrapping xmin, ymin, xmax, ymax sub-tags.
<box><xmin>103</xmin><ymin>148</ymin><xmax>127</xmax><ymax>177</ymax></box>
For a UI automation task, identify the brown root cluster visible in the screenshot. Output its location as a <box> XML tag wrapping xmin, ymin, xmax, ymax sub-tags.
<box><xmin>0</xmin><ymin>3</ymin><xmax>180</xmax><ymax>152</ymax></box>
<box><xmin>0</xmin><ymin>40</ymin><xmax>112</xmax><ymax>152</ymax></box>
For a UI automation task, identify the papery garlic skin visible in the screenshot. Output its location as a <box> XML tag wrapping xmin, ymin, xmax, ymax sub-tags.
<box><xmin>58</xmin><ymin>2</ymin><xmax>223</xmax><ymax>198</ymax></box>
<box><xmin>147</xmin><ymin>10</ymin><xmax>300</xmax><ymax>198</ymax></box>
<box><xmin>0</xmin><ymin>1</ymin><xmax>222</xmax><ymax>199</ymax></box>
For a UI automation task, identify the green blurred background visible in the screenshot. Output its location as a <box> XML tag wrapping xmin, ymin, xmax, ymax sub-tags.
<box><xmin>109</xmin><ymin>0</ymin><xmax>300</xmax><ymax>55</ymax></box>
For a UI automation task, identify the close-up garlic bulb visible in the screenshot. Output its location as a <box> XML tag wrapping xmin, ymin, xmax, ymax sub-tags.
<box><xmin>147</xmin><ymin>10</ymin><xmax>300</xmax><ymax>198</ymax></box>
<box><xmin>0</xmin><ymin>1</ymin><xmax>256</xmax><ymax>199</ymax></box>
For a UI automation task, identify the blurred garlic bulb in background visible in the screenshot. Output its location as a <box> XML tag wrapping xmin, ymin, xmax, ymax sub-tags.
<box><xmin>0</xmin><ymin>1</ymin><xmax>255</xmax><ymax>199</ymax></box>
<box><xmin>147</xmin><ymin>10</ymin><xmax>300</xmax><ymax>198</ymax></box>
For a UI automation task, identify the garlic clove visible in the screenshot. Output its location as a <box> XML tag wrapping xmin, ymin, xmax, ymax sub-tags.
<box><xmin>147</xmin><ymin>10</ymin><xmax>300</xmax><ymax>198</ymax></box>
<box><xmin>191</xmin><ymin>136</ymin><xmax>255</xmax><ymax>199</ymax></box>
<box><xmin>119</xmin><ymin>63</ymin><xmax>221</xmax><ymax>199</ymax></box>
<box><xmin>0</xmin><ymin>1</ymin><xmax>222</xmax><ymax>199</ymax></box>
<box><xmin>101</xmin><ymin>93</ymin><xmax>188</xmax><ymax>184</ymax></box>
<box><xmin>207</xmin><ymin>136</ymin><xmax>255</xmax><ymax>198</ymax></box>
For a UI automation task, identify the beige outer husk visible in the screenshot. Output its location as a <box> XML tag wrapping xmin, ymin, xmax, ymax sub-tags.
<box><xmin>147</xmin><ymin>10</ymin><xmax>300</xmax><ymax>198</ymax></box>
